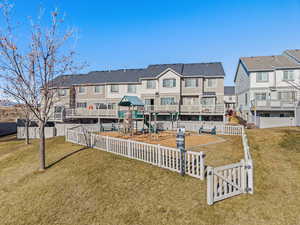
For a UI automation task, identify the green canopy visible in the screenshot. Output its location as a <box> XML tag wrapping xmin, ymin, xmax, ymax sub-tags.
<box><xmin>118</xmin><ymin>96</ymin><xmax>144</xmax><ymax>107</ymax></box>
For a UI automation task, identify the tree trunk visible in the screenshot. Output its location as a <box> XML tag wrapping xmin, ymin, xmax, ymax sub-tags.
<box><xmin>39</xmin><ymin>122</ymin><xmax>46</xmax><ymax>171</ymax></box>
<box><xmin>25</xmin><ymin>119</ymin><xmax>30</xmax><ymax>145</ymax></box>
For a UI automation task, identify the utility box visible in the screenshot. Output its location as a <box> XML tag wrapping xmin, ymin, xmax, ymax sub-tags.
<box><xmin>176</xmin><ymin>128</ymin><xmax>186</xmax><ymax>176</ymax></box>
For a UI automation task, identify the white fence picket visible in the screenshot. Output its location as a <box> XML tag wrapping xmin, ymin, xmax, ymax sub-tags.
<box><xmin>65</xmin><ymin>130</ymin><xmax>205</xmax><ymax>180</ymax></box>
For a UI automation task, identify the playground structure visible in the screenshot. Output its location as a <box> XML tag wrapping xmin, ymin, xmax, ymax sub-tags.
<box><xmin>117</xmin><ymin>96</ymin><xmax>180</xmax><ymax>135</ymax></box>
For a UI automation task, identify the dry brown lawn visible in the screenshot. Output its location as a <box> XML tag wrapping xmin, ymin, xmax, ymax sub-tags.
<box><xmin>0</xmin><ymin>127</ymin><xmax>300</xmax><ymax>225</ymax></box>
<box><xmin>0</xmin><ymin>106</ymin><xmax>23</xmax><ymax>122</ymax></box>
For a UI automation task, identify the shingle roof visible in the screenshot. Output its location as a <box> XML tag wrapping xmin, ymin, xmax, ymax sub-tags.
<box><xmin>284</xmin><ymin>49</ymin><xmax>300</xmax><ymax>63</ymax></box>
<box><xmin>51</xmin><ymin>62</ymin><xmax>225</xmax><ymax>87</ymax></box>
<box><xmin>224</xmin><ymin>86</ymin><xmax>235</xmax><ymax>95</ymax></box>
<box><xmin>240</xmin><ymin>55</ymin><xmax>300</xmax><ymax>71</ymax></box>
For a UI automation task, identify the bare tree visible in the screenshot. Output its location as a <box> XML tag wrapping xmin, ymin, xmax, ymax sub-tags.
<box><xmin>0</xmin><ymin>1</ymin><xmax>82</xmax><ymax>170</ymax></box>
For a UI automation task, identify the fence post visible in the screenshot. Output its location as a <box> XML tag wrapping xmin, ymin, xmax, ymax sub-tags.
<box><xmin>90</xmin><ymin>133</ymin><xmax>94</xmax><ymax>148</ymax></box>
<box><xmin>207</xmin><ymin>166</ymin><xmax>214</xmax><ymax>205</ymax></box>
<box><xmin>157</xmin><ymin>144</ymin><xmax>161</xmax><ymax>167</ymax></box>
<box><xmin>66</xmin><ymin>129</ymin><xmax>69</xmax><ymax>142</ymax></box>
<box><xmin>246</xmin><ymin>159</ymin><xmax>254</xmax><ymax>194</ymax></box>
<box><xmin>106</xmin><ymin>135</ymin><xmax>109</xmax><ymax>151</ymax></box>
<box><xmin>76</xmin><ymin>131</ymin><xmax>79</xmax><ymax>144</ymax></box>
<box><xmin>200</xmin><ymin>152</ymin><xmax>205</xmax><ymax>180</ymax></box>
<box><xmin>127</xmin><ymin>139</ymin><xmax>131</xmax><ymax>158</ymax></box>
<box><xmin>241</xmin><ymin>159</ymin><xmax>246</xmax><ymax>193</ymax></box>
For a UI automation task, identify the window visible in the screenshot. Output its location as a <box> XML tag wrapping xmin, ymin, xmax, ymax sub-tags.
<box><xmin>94</xmin><ymin>103</ymin><xmax>107</xmax><ymax>109</ymax></box>
<box><xmin>245</xmin><ymin>93</ymin><xmax>248</xmax><ymax>105</ymax></box>
<box><xmin>185</xmin><ymin>78</ymin><xmax>198</xmax><ymax>88</ymax></box>
<box><xmin>160</xmin><ymin>97</ymin><xmax>175</xmax><ymax>105</ymax></box>
<box><xmin>201</xmin><ymin>97</ymin><xmax>215</xmax><ymax>105</ymax></box>
<box><xmin>256</xmin><ymin>72</ymin><xmax>268</xmax><ymax>82</ymax></box>
<box><xmin>278</xmin><ymin>92</ymin><xmax>295</xmax><ymax>102</ymax></box>
<box><xmin>162</xmin><ymin>79</ymin><xmax>176</xmax><ymax>88</ymax></box>
<box><xmin>127</xmin><ymin>84</ymin><xmax>137</xmax><ymax>93</ymax></box>
<box><xmin>58</xmin><ymin>89</ymin><xmax>66</xmax><ymax>96</ymax></box>
<box><xmin>255</xmin><ymin>93</ymin><xmax>267</xmax><ymax>101</ymax></box>
<box><xmin>54</xmin><ymin>106</ymin><xmax>64</xmax><ymax>112</ymax></box>
<box><xmin>207</xmin><ymin>79</ymin><xmax>216</xmax><ymax>88</ymax></box>
<box><xmin>144</xmin><ymin>99</ymin><xmax>152</xmax><ymax>105</ymax></box>
<box><xmin>283</xmin><ymin>71</ymin><xmax>294</xmax><ymax>81</ymax></box>
<box><xmin>146</xmin><ymin>80</ymin><xmax>156</xmax><ymax>89</ymax></box>
<box><xmin>94</xmin><ymin>85</ymin><xmax>104</xmax><ymax>93</ymax></box>
<box><xmin>78</xmin><ymin>86</ymin><xmax>86</xmax><ymax>94</ymax></box>
<box><xmin>110</xmin><ymin>84</ymin><xmax>119</xmax><ymax>93</ymax></box>
<box><xmin>76</xmin><ymin>102</ymin><xmax>87</xmax><ymax>108</ymax></box>
<box><xmin>107</xmin><ymin>103</ymin><xmax>116</xmax><ymax>109</ymax></box>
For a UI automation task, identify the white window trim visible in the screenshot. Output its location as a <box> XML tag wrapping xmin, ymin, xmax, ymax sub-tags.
<box><xmin>146</xmin><ymin>80</ymin><xmax>156</xmax><ymax>89</ymax></box>
<box><xmin>206</xmin><ymin>79</ymin><xmax>216</xmax><ymax>88</ymax></box>
<box><xmin>110</xmin><ymin>84</ymin><xmax>119</xmax><ymax>93</ymax></box>
<box><xmin>94</xmin><ymin>85</ymin><xmax>104</xmax><ymax>94</ymax></box>
<box><xmin>185</xmin><ymin>78</ymin><xmax>198</xmax><ymax>88</ymax></box>
<box><xmin>162</xmin><ymin>78</ymin><xmax>176</xmax><ymax>88</ymax></box>
<box><xmin>58</xmin><ymin>89</ymin><xmax>67</xmax><ymax>97</ymax></box>
<box><xmin>78</xmin><ymin>86</ymin><xmax>86</xmax><ymax>95</ymax></box>
<box><xmin>256</xmin><ymin>72</ymin><xmax>269</xmax><ymax>83</ymax></box>
<box><xmin>283</xmin><ymin>70</ymin><xmax>295</xmax><ymax>81</ymax></box>
<box><xmin>127</xmin><ymin>84</ymin><xmax>137</xmax><ymax>93</ymax></box>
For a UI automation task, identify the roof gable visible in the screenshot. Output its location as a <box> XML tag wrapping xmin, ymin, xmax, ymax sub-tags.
<box><xmin>119</xmin><ymin>96</ymin><xmax>144</xmax><ymax>106</ymax></box>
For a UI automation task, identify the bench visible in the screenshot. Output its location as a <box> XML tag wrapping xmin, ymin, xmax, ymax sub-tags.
<box><xmin>100</xmin><ymin>123</ymin><xmax>117</xmax><ymax>132</ymax></box>
<box><xmin>198</xmin><ymin>125</ymin><xmax>216</xmax><ymax>135</ymax></box>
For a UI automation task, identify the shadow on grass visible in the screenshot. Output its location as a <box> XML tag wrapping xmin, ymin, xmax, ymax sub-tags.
<box><xmin>0</xmin><ymin>134</ymin><xmax>18</xmax><ymax>142</ymax></box>
<box><xmin>47</xmin><ymin>146</ymin><xmax>89</xmax><ymax>169</ymax></box>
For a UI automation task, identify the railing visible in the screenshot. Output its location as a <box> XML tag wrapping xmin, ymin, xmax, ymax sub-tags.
<box><xmin>144</xmin><ymin>105</ymin><xmax>180</xmax><ymax>112</ymax></box>
<box><xmin>66</xmin><ymin>130</ymin><xmax>205</xmax><ymax>180</ymax></box>
<box><xmin>177</xmin><ymin>122</ymin><xmax>244</xmax><ymax>136</ymax></box>
<box><xmin>253</xmin><ymin>100</ymin><xmax>297</xmax><ymax>108</ymax></box>
<box><xmin>144</xmin><ymin>104</ymin><xmax>224</xmax><ymax>114</ymax></box>
<box><xmin>65</xmin><ymin>108</ymin><xmax>118</xmax><ymax>118</ymax></box>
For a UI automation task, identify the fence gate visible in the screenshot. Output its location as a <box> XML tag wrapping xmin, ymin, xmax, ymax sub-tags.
<box><xmin>207</xmin><ymin>160</ymin><xmax>246</xmax><ymax>205</ymax></box>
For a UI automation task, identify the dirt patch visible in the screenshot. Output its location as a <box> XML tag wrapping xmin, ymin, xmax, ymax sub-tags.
<box><xmin>98</xmin><ymin>130</ymin><xmax>222</xmax><ymax>148</ymax></box>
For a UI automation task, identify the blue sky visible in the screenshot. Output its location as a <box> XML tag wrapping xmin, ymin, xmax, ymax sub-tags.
<box><xmin>13</xmin><ymin>0</ymin><xmax>300</xmax><ymax>85</ymax></box>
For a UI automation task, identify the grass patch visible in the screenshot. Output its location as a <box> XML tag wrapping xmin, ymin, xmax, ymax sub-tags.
<box><xmin>0</xmin><ymin>128</ymin><xmax>300</xmax><ymax>225</ymax></box>
<box><xmin>279</xmin><ymin>129</ymin><xmax>300</xmax><ymax>153</ymax></box>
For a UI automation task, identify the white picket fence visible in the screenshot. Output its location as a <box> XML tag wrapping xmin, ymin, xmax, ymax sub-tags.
<box><xmin>177</xmin><ymin>122</ymin><xmax>243</xmax><ymax>136</ymax></box>
<box><xmin>65</xmin><ymin>125</ymin><xmax>253</xmax><ymax>205</ymax></box>
<box><xmin>207</xmin><ymin>126</ymin><xmax>254</xmax><ymax>205</ymax></box>
<box><xmin>66</xmin><ymin>129</ymin><xmax>205</xmax><ymax>180</ymax></box>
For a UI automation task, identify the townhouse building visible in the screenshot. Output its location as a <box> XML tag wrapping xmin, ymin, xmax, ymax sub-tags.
<box><xmin>224</xmin><ymin>86</ymin><xmax>236</xmax><ymax>111</ymax></box>
<box><xmin>234</xmin><ymin>49</ymin><xmax>300</xmax><ymax>126</ymax></box>
<box><xmin>50</xmin><ymin>62</ymin><xmax>226</xmax><ymax>124</ymax></box>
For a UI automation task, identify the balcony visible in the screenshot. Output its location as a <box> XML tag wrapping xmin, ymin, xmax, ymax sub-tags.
<box><xmin>65</xmin><ymin>108</ymin><xmax>118</xmax><ymax>118</ymax></box>
<box><xmin>251</xmin><ymin>100</ymin><xmax>298</xmax><ymax>111</ymax></box>
<box><xmin>144</xmin><ymin>104</ymin><xmax>224</xmax><ymax>114</ymax></box>
<box><xmin>144</xmin><ymin>105</ymin><xmax>180</xmax><ymax>113</ymax></box>
<box><xmin>180</xmin><ymin>104</ymin><xmax>224</xmax><ymax>114</ymax></box>
<box><xmin>49</xmin><ymin>103</ymin><xmax>225</xmax><ymax>121</ymax></box>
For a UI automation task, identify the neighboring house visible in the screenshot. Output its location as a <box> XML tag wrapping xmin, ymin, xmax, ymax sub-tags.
<box><xmin>50</xmin><ymin>62</ymin><xmax>226</xmax><ymax>123</ymax></box>
<box><xmin>224</xmin><ymin>86</ymin><xmax>236</xmax><ymax>110</ymax></box>
<box><xmin>234</xmin><ymin>50</ymin><xmax>300</xmax><ymax>126</ymax></box>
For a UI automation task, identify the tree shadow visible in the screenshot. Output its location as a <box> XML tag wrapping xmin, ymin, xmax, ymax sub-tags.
<box><xmin>46</xmin><ymin>146</ymin><xmax>89</xmax><ymax>169</ymax></box>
